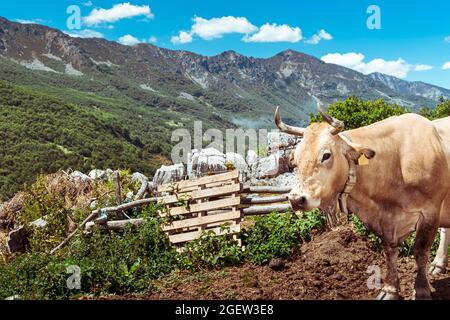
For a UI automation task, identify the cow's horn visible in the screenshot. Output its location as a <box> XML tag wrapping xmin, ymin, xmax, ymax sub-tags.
<box><xmin>318</xmin><ymin>107</ymin><xmax>345</xmax><ymax>135</ymax></box>
<box><xmin>274</xmin><ymin>107</ymin><xmax>305</xmax><ymax>137</ymax></box>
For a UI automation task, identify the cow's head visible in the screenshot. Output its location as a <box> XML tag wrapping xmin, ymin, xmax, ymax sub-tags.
<box><xmin>274</xmin><ymin>106</ymin><xmax>375</xmax><ymax>212</ymax></box>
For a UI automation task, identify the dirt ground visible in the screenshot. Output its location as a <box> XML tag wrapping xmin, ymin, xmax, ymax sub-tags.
<box><xmin>104</xmin><ymin>225</ymin><xmax>450</xmax><ymax>301</ymax></box>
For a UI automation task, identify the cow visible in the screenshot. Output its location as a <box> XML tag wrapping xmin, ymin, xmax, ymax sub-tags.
<box><xmin>430</xmin><ymin>117</ymin><xmax>450</xmax><ymax>275</ymax></box>
<box><xmin>274</xmin><ymin>107</ymin><xmax>450</xmax><ymax>300</ymax></box>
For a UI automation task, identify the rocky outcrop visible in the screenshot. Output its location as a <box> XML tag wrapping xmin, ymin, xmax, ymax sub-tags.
<box><xmin>250</xmin><ymin>152</ymin><xmax>290</xmax><ymax>180</ymax></box>
<box><xmin>187</xmin><ymin>148</ymin><xmax>227</xmax><ymax>179</ymax></box>
<box><xmin>152</xmin><ymin>163</ymin><xmax>185</xmax><ymax>188</ymax></box>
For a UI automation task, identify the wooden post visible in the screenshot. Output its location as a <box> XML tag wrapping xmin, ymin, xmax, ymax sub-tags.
<box><xmin>114</xmin><ymin>171</ymin><xmax>125</xmax><ymax>219</ymax></box>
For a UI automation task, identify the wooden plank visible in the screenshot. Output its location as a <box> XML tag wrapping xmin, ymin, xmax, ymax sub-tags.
<box><xmin>242</xmin><ymin>204</ymin><xmax>292</xmax><ymax>216</ymax></box>
<box><xmin>157</xmin><ymin>183</ymin><xmax>241</xmax><ymax>205</ymax></box>
<box><xmin>160</xmin><ymin>197</ymin><xmax>240</xmax><ymax>217</ymax></box>
<box><xmin>242</xmin><ymin>195</ymin><xmax>289</xmax><ymax>204</ymax></box>
<box><xmin>157</xmin><ymin>170</ymin><xmax>239</xmax><ymax>193</ymax></box>
<box><xmin>162</xmin><ymin>211</ymin><xmax>241</xmax><ymax>231</ymax></box>
<box><xmin>169</xmin><ymin>224</ymin><xmax>241</xmax><ymax>244</ymax></box>
<box><xmin>241</xmin><ymin>186</ymin><xmax>292</xmax><ymax>194</ymax></box>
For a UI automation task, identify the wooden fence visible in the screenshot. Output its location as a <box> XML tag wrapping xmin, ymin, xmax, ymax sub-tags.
<box><xmin>50</xmin><ymin>170</ymin><xmax>294</xmax><ymax>254</ymax></box>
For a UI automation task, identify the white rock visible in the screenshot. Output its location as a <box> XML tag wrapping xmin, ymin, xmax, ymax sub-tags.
<box><xmin>132</xmin><ymin>172</ymin><xmax>148</xmax><ymax>184</ymax></box>
<box><xmin>251</xmin><ymin>153</ymin><xmax>290</xmax><ymax>179</ymax></box>
<box><xmin>70</xmin><ymin>171</ymin><xmax>92</xmax><ymax>183</ymax></box>
<box><xmin>267</xmin><ymin>131</ymin><xmax>301</xmax><ymax>154</ymax></box>
<box><xmin>152</xmin><ymin>163</ymin><xmax>185</xmax><ymax>188</ymax></box>
<box><xmin>89</xmin><ymin>169</ymin><xmax>106</xmax><ymax>180</ymax></box>
<box><xmin>246</xmin><ymin>150</ymin><xmax>258</xmax><ymax>166</ymax></box>
<box><xmin>188</xmin><ymin>148</ymin><xmax>226</xmax><ymax>179</ymax></box>
<box><xmin>225</xmin><ymin>152</ymin><xmax>248</xmax><ymax>172</ymax></box>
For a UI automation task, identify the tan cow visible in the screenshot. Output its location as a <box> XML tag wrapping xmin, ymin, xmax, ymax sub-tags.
<box><xmin>275</xmin><ymin>107</ymin><xmax>450</xmax><ymax>300</ymax></box>
<box><xmin>430</xmin><ymin>117</ymin><xmax>450</xmax><ymax>275</ymax></box>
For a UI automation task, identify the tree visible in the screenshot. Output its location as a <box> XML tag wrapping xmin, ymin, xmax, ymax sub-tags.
<box><xmin>310</xmin><ymin>96</ymin><xmax>408</xmax><ymax>129</ymax></box>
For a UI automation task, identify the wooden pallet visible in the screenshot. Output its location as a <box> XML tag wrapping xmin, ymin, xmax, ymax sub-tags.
<box><xmin>156</xmin><ymin>170</ymin><xmax>242</xmax><ymax>245</ymax></box>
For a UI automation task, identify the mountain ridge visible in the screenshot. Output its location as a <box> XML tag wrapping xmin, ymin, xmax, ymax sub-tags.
<box><xmin>1</xmin><ymin>16</ymin><xmax>449</xmax><ymax>130</ymax></box>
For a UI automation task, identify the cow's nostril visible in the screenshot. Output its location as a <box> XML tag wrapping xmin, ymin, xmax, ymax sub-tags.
<box><xmin>299</xmin><ymin>196</ymin><xmax>306</xmax><ymax>206</ymax></box>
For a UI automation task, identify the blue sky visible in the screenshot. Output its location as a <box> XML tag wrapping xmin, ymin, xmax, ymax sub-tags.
<box><xmin>1</xmin><ymin>0</ymin><xmax>450</xmax><ymax>88</ymax></box>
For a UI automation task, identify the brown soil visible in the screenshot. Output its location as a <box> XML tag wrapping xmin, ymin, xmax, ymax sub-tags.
<box><xmin>101</xmin><ymin>225</ymin><xmax>450</xmax><ymax>300</ymax></box>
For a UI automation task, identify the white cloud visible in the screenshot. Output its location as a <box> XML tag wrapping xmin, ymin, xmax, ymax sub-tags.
<box><xmin>443</xmin><ymin>62</ymin><xmax>450</xmax><ymax>70</ymax></box>
<box><xmin>414</xmin><ymin>64</ymin><xmax>433</xmax><ymax>71</ymax></box>
<box><xmin>171</xmin><ymin>31</ymin><xmax>193</xmax><ymax>44</ymax></box>
<box><xmin>305</xmin><ymin>29</ymin><xmax>332</xmax><ymax>44</ymax></box>
<box><xmin>15</xmin><ymin>18</ymin><xmax>46</xmax><ymax>24</ymax></box>
<box><xmin>117</xmin><ymin>34</ymin><xmax>156</xmax><ymax>46</ymax></box>
<box><xmin>83</xmin><ymin>0</ymin><xmax>93</xmax><ymax>7</ymax></box>
<box><xmin>64</xmin><ymin>29</ymin><xmax>104</xmax><ymax>38</ymax></box>
<box><xmin>445</xmin><ymin>36</ymin><xmax>450</xmax><ymax>43</ymax></box>
<box><xmin>118</xmin><ymin>34</ymin><xmax>140</xmax><ymax>45</ymax></box>
<box><xmin>243</xmin><ymin>23</ymin><xmax>302</xmax><ymax>43</ymax></box>
<box><xmin>321</xmin><ymin>52</ymin><xmax>426</xmax><ymax>78</ymax></box>
<box><xmin>191</xmin><ymin>16</ymin><xmax>257</xmax><ymax>40</ymax></box>
<box><xmin>84</xmin><ymin>3</ymin><xmax>154</xmax><ymax>26</ymax></box>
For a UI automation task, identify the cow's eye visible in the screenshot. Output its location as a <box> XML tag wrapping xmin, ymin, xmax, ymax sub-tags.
<box><xmin>322</xmin><ymin>152</ymin><xmax>332</xmax><ymax>162</ymax></box>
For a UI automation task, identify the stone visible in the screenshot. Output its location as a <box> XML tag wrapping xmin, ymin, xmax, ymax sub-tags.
<box><xmin>250</xmin><ymin>153</ymin><xmax>290</xmax><ymax>180</ymax></box>
<box><xmin>225</xmin><ymin>152</ymin><xmax>248</xmax><ymax>172</ymax></box>
<box><xmin>152</xmin><ymin>163</ymin><xmax>185</xmax><ymax>188</ymax></box>
<box><xmin>188</xmin><ymin>148</ymin><xmax>226</xmax><ymax>179</ymax></box>
<box><xmin>88</xmin><ymin>169</ymin><xmax>106</xmax><ymax>180</ymax></box>
<box><xmin>246</xmin><ymin>150</ymin><xmax>258</xmax><ymax>166</ymax></box>
<box><xmin>132</xmin><ymin>172</ymin><xmax>148</xmax><ymax>184</ymax></box>
<box><xmin>70</xmin><ymin>171</ymin><xmax>92</xmax><ymax>183</ymax></box>
<box><xmin>267</xmin><ymin>131</ymin><xmax>300</xmax><ymax>154</ymax></box>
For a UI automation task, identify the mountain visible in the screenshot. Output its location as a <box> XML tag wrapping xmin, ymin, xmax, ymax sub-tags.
<box><xmin>0</xmin><ymin>16</ymin><xmax>449</xmax><ymax>199</ymax></box>
<box><xmin>0</xmin><ymin>17</ymin><xmax>448</xmax><ymax>128</ymax></box>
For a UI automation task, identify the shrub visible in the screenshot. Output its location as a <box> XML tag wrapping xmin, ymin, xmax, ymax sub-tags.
<box><xmin>178</xmin><ymin>225</ymin><xmax>243</xmax><ymax>270</ymax></box>
<box><xmin>242</xmin><ymin>210</ymin><xmax>325</xmax><ymax>265</ymax></box>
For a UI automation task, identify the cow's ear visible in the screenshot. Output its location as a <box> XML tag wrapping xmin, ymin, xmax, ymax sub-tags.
<box><xmin>338</xmin><ymin>133</ymin><xmax>376</xmax><ymax>160</ymax></box>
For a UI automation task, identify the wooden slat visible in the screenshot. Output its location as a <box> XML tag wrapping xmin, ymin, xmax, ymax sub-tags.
<box><xmin>157</xmin><ymin>183</ymin><xmax>241</xmax><ymax>205</ymax></box>
<box><xmin>160</xmin><ymin>197</ymin><xmax>240</xmax><ymax>217</ymax></box>
<box><xmin>157</xmin><ymin>170</ymin><xmax>239</xmax><ymax>193</ymax></box>
<box><xmin>169</xmin><ymin>224</ymin><xmax>241</xmax><ymax>244</ymax></box>
<box><xmin>243</xmin><ymin>204</ymin><xmax>292</xmax><ymax>216</ymax></box>
<box><xmin>162</xmin><ymin>211</ymin><xmax>241</xmax><ymax>231</ymax></box>
<box><xmin>242</xmin><ymin>195</ymin><xmax>289</xmax><ymax>204</ymax></box>
<box><xmin>241</xmin><ymin>186</ymin><xmax>292</xmax><ymax>194</ymax></box>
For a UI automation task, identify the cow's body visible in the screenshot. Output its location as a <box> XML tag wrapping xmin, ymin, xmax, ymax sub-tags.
<box><xmin>275</xmin><ymin>109</ymin><xmax>450</xmax><ymax>299</ymax></box>
<box><xmin>431</xmin><ymin>117</ymin><xmax>450</xmax><ymax>274</ymax></box>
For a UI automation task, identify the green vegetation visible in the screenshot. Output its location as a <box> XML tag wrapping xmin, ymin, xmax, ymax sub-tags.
<box><xmin>310</xmin><ymin>96</ymin><xmax>408</xmax><ymax>129</ymax></box>
<box><xmin>0</xmin><ymin>172</ymin><xmax>326</xmax><ymax>300</ymax></box>
<box><xmin>242</xmin><ymin>210</ymin><xmax>325</xmax><ymax>265</ymax></box>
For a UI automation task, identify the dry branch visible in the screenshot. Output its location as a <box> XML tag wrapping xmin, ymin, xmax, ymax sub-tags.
<box><xmin>242</xmin><ymin>195</ymin><xmax>288</xmax><ymax>204</ymax></box>
<box><xmin>241</xmin><ymin>186</ymin><xmax>292</xmax><ymax>194</ymax></box>
<box><xmin>242</xmin><ymin>204</ymin><xmax>292</xmax><ymax>216</ymax></box>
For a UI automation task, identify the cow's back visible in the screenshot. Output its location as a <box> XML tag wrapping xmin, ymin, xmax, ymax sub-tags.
<box><xmin>433</xmin><ymin>117</ymin><xmax>450</xmax><ymax>168</ymax></box>
<box><xmin>433</xmin><ymin>117</ymin><xmax>450</xmax><ymax>227</ymax></box>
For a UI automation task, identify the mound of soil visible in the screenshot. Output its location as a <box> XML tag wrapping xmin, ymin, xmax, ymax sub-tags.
<box><xmin>104</xmin><ymin>225</ymin><xmax>450</xmax><ymax>300</ymax></box>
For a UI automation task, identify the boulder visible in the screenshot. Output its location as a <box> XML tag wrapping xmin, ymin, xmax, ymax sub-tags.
<box><xmin>131</xmin><ymin>172</ymin><xmax>148</xmax><ymax>184</ymax></box>
<box><xmin>152</xmin><ymin>163</ymin><xmax>185</xmax><ymax>188</ymax></box>
<box><xmin>250</xmin><ymin>153</ymin><xmax>290</xmax><ymax>180</ymax></box>
<box><xmin>88</xmin><ymin>169</ymin><xmax>106</xmax><ymax>180</ymax></box>
<box><xmin>225</xmin><ymin>152</ymin><xmax>248</xmax><ymax>172</ymax></box>
<box><xmin>267</xmin><ymin>131</ymin><xmax>301</xmax><ymax>154</ymax></box>
<box><xmin>70</xmin><ymin>171</ymin><xmax>92</xmax><ymax>183</ymax></box>
<box><xmin>188</xmin><ymin>148</ymin><xmax>227</xmax><ymax>179</ymax></box>
<box><xmin>246</xmin><ymin>150</ymin><xmax>258</xmax><ymax>166</ymax></box>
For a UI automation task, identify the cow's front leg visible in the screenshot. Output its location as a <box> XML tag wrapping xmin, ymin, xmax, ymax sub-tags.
<box><xmin>413</xmin><ymin>216</ymin><xmax>439</xmax><ymax>300</ymax></box>
<box><xmin>429</xmin><ymin>228</ymin><xmax>450</xmax><ymax>275</ymax></box>
<box><xmin>377</xmin><ymin>245</ymin><xmax>400</xmax><ymax>300</ymax></box>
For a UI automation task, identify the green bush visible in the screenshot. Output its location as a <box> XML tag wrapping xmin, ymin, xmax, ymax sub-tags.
<box><xmin>310</xmin><ymin>96</ymin><xmax>407</xmax><ymax>129</ymax></box>
<box><xmin>242</xmin><ymin>210</ymin><xmax>325</xmax><ymax>265</ymax></box>
<box><xmin>178</xmin><ymin>225</ymin><xmax>243</xmax><ymax>270</ymax></box>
